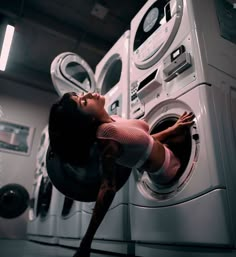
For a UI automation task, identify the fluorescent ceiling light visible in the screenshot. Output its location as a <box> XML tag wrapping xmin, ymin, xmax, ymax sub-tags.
<box><xmin>0</xmin><ymin>24</ymin><xmax>15</xmax><ymax>71</ymax></box>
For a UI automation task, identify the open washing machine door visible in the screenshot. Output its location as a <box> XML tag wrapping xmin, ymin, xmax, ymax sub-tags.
<box><xmin>134</xmin><ymin>99</ymin><xmax>199</xmax><ymax>201</ymax></box>
<box><xmin>50</xmin><ymin>52</ymin><xmax>97</xmax><ymax>96</ymax></box>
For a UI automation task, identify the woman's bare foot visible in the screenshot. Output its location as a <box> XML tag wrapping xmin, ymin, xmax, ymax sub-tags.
<box><xmin>72</xmin><ymin>248</ymin><xmax>90</xmax><ymax>257</ymax></box>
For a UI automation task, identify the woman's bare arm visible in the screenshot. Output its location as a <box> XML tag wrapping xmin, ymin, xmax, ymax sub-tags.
<box><xmin>151</xmin><ymin>112</ymin><xmax>194</xmax><ymax>143</ymax></box>
<box><xmin>151</xmin><ymin>126</ymin><xmax>175</xmax><ymax>143</ymax></box>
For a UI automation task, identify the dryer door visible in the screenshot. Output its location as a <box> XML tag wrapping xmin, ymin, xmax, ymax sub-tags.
<box><xmin>131</xmin><ymin>0</ymin><xmax>184</xmax><ymax>69</ymax></box>
<box><xmin>96</xmin><ymin>53</ymin><xmax>122</xmax><ymax>95</ymax></box>
<box><xmin>50</xmin><ymin>52</ymin><xmax>97</xmax><ymax>96</ymax></box>
<box><xmin>0</xmin><ymin>184</ymin><xmax>29</xmax><ymax>218</ymax></box>
<box><xmin>95</xmin><ymin>54</ymin><xmax>123</xmax><ymax>116</ymax></box>
<box><xmin>37</xmin><ymin>175</ymin><xmax>52</xmax><ymax>218</ymax></box>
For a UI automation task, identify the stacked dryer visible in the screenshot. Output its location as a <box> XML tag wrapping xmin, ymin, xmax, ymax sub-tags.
<box><xmin>50</xmin><ymin>53</ymin><xmax>90</xmax><ymax>247</ymax></box>
<box><xmin>27</xmin><ymin>126</ymin><xmax>47</xmax><ymax>240</ymax></box>
<box><xmin>79</xmin><ymin>31</ymin><xmax>132</xmax><ymax>255</ymax></box>
<box><xmin>128</xmin><ymin>0</ymin><xmax>236</xmax><ymax>256</ymax></box>
<box><xmin>27</xmin><ymin>125</ymin><xmax>64</xmax><ymax>244</ymax></box>
<box><xmin>49</xmin><ymin>32</ymin><xmax>131</xmax><ymax>254</ymax></box>
<box><xmin>95</xmin><ymin>30</ymin><xmax>130</xmax><ymax>118</ymax></box>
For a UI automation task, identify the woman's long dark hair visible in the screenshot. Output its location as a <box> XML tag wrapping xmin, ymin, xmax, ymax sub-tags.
<box><xmin>48</xmin><ymin>92</ymin><xmax>100</xmax><ymax>166</ymax></box>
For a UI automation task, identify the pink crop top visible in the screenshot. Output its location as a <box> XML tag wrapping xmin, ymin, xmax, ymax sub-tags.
<box><xmin>96</xmin><ymin>115</ymin><xmax>154</xmax><ymax>168</ymax></box>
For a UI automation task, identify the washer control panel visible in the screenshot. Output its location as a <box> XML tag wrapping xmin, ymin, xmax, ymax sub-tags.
<box><xmin>163</xmin><ymin>45</ymin><xmax>192</xmax><ymax>82</ymax></box>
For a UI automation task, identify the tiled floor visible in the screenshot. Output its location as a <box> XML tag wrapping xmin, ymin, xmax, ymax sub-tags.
<box><xmin>0</xmin><ymin>240</ymin><xmax>130</xmax><ymax>257</ymax></box>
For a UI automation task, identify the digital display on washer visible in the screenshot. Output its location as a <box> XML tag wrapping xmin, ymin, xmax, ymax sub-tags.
<box><xmin>133</xmin><ymin>0</ymin><xmax>171</xmax><ymax>51</ymax></box>
<box><xmin>170</xmin><ymin>45</ymin><xmax>185</xmax><ymax>61</ymax></box>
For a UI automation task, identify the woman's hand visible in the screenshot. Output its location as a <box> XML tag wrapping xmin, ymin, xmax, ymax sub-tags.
<box><xmin>151</xmin><ymin>112</ymin><xmax>195</xmax><ymax>143</ymax></box>
<box><xmin>164</xmin><ymin>112</ymin><xmax>194</xmax><ymax>145</ymax></box>
<box><xmin>170</xmin><ymin>112</ymin><xmax>195</xmax><ymax>136</ymax></box>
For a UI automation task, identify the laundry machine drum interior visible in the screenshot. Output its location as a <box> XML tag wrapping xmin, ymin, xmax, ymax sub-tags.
<box><xmin>98</xmin><ymin>54</ymin><xmax>122</xmax><ymax>95</ymax></box>
<box><xmin>137</xmin><ymin>114</ymin><xmax>198</xmax><ymax>200</ymax></box>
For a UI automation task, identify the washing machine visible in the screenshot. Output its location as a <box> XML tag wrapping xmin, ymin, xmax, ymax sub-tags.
<box><xmin>49</xmin><ymin>31</ymin><xmax>132</xmax><ymax>254</ymax></box>
<box><xmin>27</xmin><ymin>125</ymin><xmax>49</xmax><ymax>238</ymax></box>
<box><xmin>129</xmin><ymin>74</ymin><xmax>236</xmax><ymax>256</ymax></box>
<box><xmin>129</xmin><ymin>0</ymin><xmax>236</xmax><ymax>120</ymax></box>
<box><xmin>57</xmin><ymin>196</ymin><xmax>82</xmax><ymax>247</ymax></box>
<box><xmin>27</xmin><ymin>172</ymin><xmax>42</xmax><ymax>239</ymax></box>
<box><xmin>128</xmin><ymin>0</ymin><xmax>236</xmax><ymax>256</ymax></box>
<box><xmin>80</xmin><ymin>30</ymin><xmax>132</xmax><ymax>255</ymax></box>
<box><xmin>50</xmin><ymin>30</ymin><xmax>130</xmax><ymax>116</ymax></box>
<box><xmin>95</xmin><ymin>30</ymin><xmax>130</xmax><ymax>118</ymax></box>
<box><xmin>27</xmin><ymin>126</ymin><xmax>64</xmax><ymax>244</ymax></box>
<box><xmin>0</xmin><ymin>117</ymin><xmax>30</xmax><ymax>221</ymax></box>
<box><xmin>33</xmin><ymin>170</ymin><xmax>64</xmax><ymax>244</ymax></box>
<box><xmin>80</xmin><ymin>178</ymin><xmax>131</xmax><ymax>255</ymax></box>
<box><xmin>50</xmin><ymin>52</ymin><xmax>92</xmax><ymax>247</ymax></box>
<box><xmin>35</xmin><ymin>126</ymin><xmax>49</xmax><ymax>170</ymax></box>
<box><xmin>50</xmin><ymin>51</ymin><xmax>96</xmax><ymax>248</ymax></box>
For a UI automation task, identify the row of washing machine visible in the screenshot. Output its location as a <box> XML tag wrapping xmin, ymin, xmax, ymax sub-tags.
<box><xmin>28</xmin><ymin>0</ymin><xmax>236</xmax><ymax>256</ymax></box>
<box><xmin>27</xmin><ymin>125</ymin><xmax>131</xmax><ymax>253</ymax></box>
<box><xmin>27</xmin><ymin>30</ymin><xmax>132</xmax><ymax>254</ymax></box>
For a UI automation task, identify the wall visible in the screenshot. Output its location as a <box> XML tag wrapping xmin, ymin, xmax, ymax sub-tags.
<box><xmin>0</xmin><ymin>77</ymin><xmax>58</xmax><ymax>239</ymax></box>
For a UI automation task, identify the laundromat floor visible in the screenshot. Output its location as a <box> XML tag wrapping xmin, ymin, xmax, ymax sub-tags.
<box><xmin>0</xmin><ymin>239</ymin><xmax>135</xmax><ymax>257</ymax></box>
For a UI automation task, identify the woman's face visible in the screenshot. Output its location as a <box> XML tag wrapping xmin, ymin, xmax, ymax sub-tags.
<box><xmin>71</xmin><ymin>92</ymin><xmax>106</xmax><ymax>119</ymax></box>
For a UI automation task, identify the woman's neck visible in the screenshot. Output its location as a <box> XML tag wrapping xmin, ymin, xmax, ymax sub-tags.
<box><xmin>99</xmin><ymin>110</ymin><xmax>115</xmax><ymax>123</ymax></box>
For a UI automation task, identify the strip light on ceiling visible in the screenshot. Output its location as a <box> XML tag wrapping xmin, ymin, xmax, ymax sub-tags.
<box><xmin>0</xmin><ymin>24</ymin><xmax>15</xmax><ymax>71</ymax></box>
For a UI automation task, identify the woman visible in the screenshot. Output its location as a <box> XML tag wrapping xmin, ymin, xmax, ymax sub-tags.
<box><xmin>48</xmin><ymin>91</ymin><xmax>194</xmax><ymax>257</ymax></box>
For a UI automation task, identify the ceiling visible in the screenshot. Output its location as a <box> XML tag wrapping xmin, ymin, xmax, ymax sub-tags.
<box><xmin>0</xmin><ymin>0</ymin><xmax>146</xmax><ymax>94</ymax></box>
